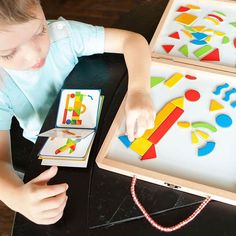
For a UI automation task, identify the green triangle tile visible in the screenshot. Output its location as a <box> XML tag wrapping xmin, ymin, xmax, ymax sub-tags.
<box><xmin>230</xmin><ymin>22</ymin><xmax>236</xmax><ymax>28</ymax></box>
<box><xmin>150</xmin><ymin>77</ymin><xmax>165</xmax><ymax>88</ymax></box>
<box><xmin>222</xmin><ymin>36</ymin><xmax>230</xmax><ymax>44</ymax></box>
<box><xmin>178</xmin><ymin>44</ymin><xmax>189</xmax><ymax>57</ymax></box>
<box><xmin>183</xmin><ymin>25</ymin><xmax>195</xmax><ymax>32</ymax></box>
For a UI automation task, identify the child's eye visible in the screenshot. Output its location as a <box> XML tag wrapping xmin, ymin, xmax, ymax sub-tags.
<box><xmin>0</xmin><ymin>50</ymin><xmax>16</xmax><ymax>61</ymax></box>
<box><xmin>38</xmin><ymin>25</ymin><xmax>47</xmax><ymax>36</ymax></box>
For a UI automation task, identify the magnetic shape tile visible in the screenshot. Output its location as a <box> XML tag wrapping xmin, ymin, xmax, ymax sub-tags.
<box><xmin>213</xmin><ymin>10</ymin><xmax>226</xmax><ymax>17</ymax></box>
<box><xmin>208</xmin><ymin>14</ymin><xmax>223</xmax><ymax>22</ymax></box>
<box><xmin>192</xmin><ymin>32</ymin><xmax>208</xmax><ymax>40</ymax></box>
<box><xmin>201</xmin><ymin>48</ymin><xmax>220</xmax><ymax>61</ymax></box>
<box><xmin>164</xmin><ymin>73</ymin><xmax>184</xmax><ymax>88</ymax></box>
<box><xmin>209</xmin><ymin>100</ymin><xmax>224</xmax><ymax>112</ymax></box>
<box><xmin>191</xmin><ymin>131</ymin><xmax>199</xmax><ymax>145</ymax></box>
<box><xmin>178</xmin><ymin>45</ymin><xmax>188</xmax><ymax>57</ymax></box>
<box><xmin>196</xmin><ymin>130</ymin><xmax>209</xmax><ymax>140</ymax></box>
<box><xmin>216</xmin><ymin>114</ymin><xmax>232</xmax><ymax>128</ymax></box>
<box><xmin>140</xmin><ymin>144</ymin><xmax>157</xmax><ymax>160</ymax></box>
<box><xmin>183</xmin><ymin>25</ymin><xmax>195</xmax><ymax>32</ymax></box>
<box><xmin>171</xmin><ymin>97</ymin><xmax>184</xmax><ymax>109</ymax></box>
<box><xmin>176</xmin><ymin>6</ymin><xmax>190</xmax><ymax>12</ymax></box>
<box><xmin>214</xmin><ymin>31</ymin><xmax>225</xmax><ymax>36</ymax></box>
<box><xmin>234</xmin><ymin>38</ymin><xmax>236</xmax><ymax>48</ymax></box>
<box><xmin>175</xmin><ymin>13</ymin><xmax>198</xmax><ymax>26</ymax></box>
<box><xmin>119</xmin><ymin>135</ymin><xmax>132</xmax><ymax>148</ymax></box>
<box><xmin>230</xmin><ymin>22</ymin><xmax>236</xmax><ymax>28</ymax></box>
<box><xmin>130</xmin><ymin>137</ymin><xmax>153</xmax><ymax>156</ymax></box>
<box><xmin>192</xmin><ymin>26</ymin><xmax>206</xmax><ymax>32</ymax></box>
<box><xmin>186</xmin><ymin>4</ymin><xmax>201</xmax><ymax>10</ymax></box>
<box><xmin>177</xmin><ymin>121</ymin><xmax>190</xmax><ymax>128</ymax></box>
<box><xmin>162</xmin><ymin>44</ymin><xmax>174</xmax><ymax>53</ymax></box>
<box><xmin>150</xmin><ymin>77</ymin><xmax>165</xmax><ymax>88</ymax></box>
<box><xmin>205</xmin><ymin>36</ymin><xmax>212</xmax><ymax>43</ymax></box>
<box><xmin>190</xmin><ymin>39</ymin><xmax>207</xmax><ymax>45</ymax></box>
<box><xmin>169</xmin><ymin>31</ymin><xmax>180</xmax><ymax>39</ymax></box>
<box><xmin>142</xmin><ymin>103</ymin><xmax>176</xmax><ymax>140</ymax></box>
<box><xmin>222</xmin><ymin>36</ymin><xmax>230</xmax><ymax>44</ymax></box>
<box><xmin>194</xmin><ymin>45</ymin><xmax>213</xmax><ymax>58</ymax></box>
<box><xmin>148</xmin><ymin>107</ymin><xmax>184</xmax><ymax>144</ymax></box>
<box><xmin>204</xmin><ymin>17</ymin><xmax>219</xmax><ymax>25</ymax></box>
<box><xmin>198</xmin><ymin>142</ymin><xmax>215</xmax><ymax>156</ymax></box>
<box><xmin>181</xmin><ymin>29</ymin><xmax>193</xmax><ymax>38</ymax></box>
<box><xmin>185</xmin><ymin>74</ymin><xmax>197</xmax><ymax>80</ymax></box>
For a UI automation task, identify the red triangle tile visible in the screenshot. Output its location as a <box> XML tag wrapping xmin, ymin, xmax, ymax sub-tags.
<box><xmin>176</xmin><ymin>6</ymin><xmax>190</xmax><ymax>12</ymax></box>
<box><xmin>201</xmin><ymin>48</ymin><xmax>220</xmax><ymax>61</ymax></box>
<box><xmin>162</xmin><ymin>44</ymin><xmax>174</xmax><ymax>53</ymax></box>
<box><xmin>140</xmin><ymin>144</ymin><xmax>157</xmax><ymax>160</ymax></box>
<box><xmin>169</xmin><ymin>32</ymin><xmax>180</xmax><ymax>39</ymax></box>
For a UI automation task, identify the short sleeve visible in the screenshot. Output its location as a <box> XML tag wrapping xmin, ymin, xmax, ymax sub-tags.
<box><xmin>66</xmin><ymin>20</ymin><xmax>105</xmax><ymax>57</ymax></box>
<box><xmin>0</xmin><ymin>92</ymin><xmax>13</xmax><ymax>130</ymax></box>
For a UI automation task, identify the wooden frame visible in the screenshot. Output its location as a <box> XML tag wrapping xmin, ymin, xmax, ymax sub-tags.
<box><xmin>150</xmin><ymin>0</ymin><xmax>236</xmax><ymax>73</ymax></box>
<box><xmin>96</xmin><ymin>58</ymin><xmax>236</xmax><ymax>206</ymax></box>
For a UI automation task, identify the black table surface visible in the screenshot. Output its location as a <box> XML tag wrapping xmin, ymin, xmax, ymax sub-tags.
<box><xmin>12</xmin><ymin>1</ymin><xmax>236</xmax><ymax>236</ymax></box>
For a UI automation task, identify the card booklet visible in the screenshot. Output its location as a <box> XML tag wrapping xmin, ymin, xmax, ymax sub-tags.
<box><xmin>38</xmin><ymin>89</ymin><xmax>103</xmax><ymax>168</ymax></box>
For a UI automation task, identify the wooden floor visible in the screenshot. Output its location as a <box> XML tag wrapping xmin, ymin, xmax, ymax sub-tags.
<box><xmin>0</xmin><ymin>0</ymin><xmax>148</xmax><ymax>235</ymax></box>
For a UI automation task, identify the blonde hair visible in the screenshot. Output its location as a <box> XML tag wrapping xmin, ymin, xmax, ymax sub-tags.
<box><xmin>0</xmin><ymin>0</ymin><xmax>41</xmax><ymax>24</ymax></box>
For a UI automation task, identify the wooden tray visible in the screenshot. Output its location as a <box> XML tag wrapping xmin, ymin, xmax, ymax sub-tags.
<box><xmin>150</xmin><ymin>0</ymin><xmax>236</xmax><ymax>73</ymax></box>
<box><xmin>96</xmin><ymin>59</ymin><xmax>236</xmax><ymax>206</ymax></box>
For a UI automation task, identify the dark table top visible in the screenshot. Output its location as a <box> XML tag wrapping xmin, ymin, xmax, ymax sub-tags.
<box><xmin>12</xmin><ymin>1</ymin><xmax>236</xmax><ymax>236</ymax></box>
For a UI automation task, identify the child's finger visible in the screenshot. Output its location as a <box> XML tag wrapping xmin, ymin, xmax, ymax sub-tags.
<box><xmin>32</xmin><ymin>166</ymin><xmax>58</xmax><ymax>184</ymax></box>
<box><xmin>37</xmin><ymin>183</ymin><xmax>68</xmax><ymax>200</ymax></box>
<box><xmin>40</xmin><ymin>192</ymin><xmax>67</xmax><ymax>211</ymax></box>
<box><xmin>41</xmin><ymin>195</ymin><xmax>68</xmax><ymax>218</ymax></box>
<box><xmin>135</xmin><ymin>116</ymin><xmax>147</xmax><ymax>138</ymax></box>
<box><xmin>126</xmin><ymin>111</ymin><xmax>137</xmax><ymax>141</ymax></box>
<box><xmin>147</xmin><ymin>112</ymin><xmax>156</xmax><ymax>129</ymax></box>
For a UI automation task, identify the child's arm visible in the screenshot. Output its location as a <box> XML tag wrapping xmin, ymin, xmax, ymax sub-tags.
<box><xmin>0</xmin><ymin>131</ymin><xmax>68</xmax><ymax>225</ymax></box>
<box><xmin>104</xmin><ymin>28</ymin><xmax>155</xmax><ymax>141</ymax></box>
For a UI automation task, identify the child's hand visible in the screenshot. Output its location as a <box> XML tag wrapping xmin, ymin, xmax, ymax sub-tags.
<box><xmin>14</xmin><ymin>166</ymin><xmax>68</xmax><ymax>225</ymax></box>
<box><xmin>125</xmin><ymin>90</ymin><xmax>155</xmax><ymax>141</ymax></box>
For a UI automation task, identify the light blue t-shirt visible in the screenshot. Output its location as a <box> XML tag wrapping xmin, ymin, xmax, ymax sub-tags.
<box><xmin>0</xmin><ymin>18</ymin><xmax>105</xmax><ymax>143</ymax></box>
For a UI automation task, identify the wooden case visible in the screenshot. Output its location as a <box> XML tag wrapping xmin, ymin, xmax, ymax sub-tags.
<box><xmin>96</xmin><ymin>0</ymin><xmax>236</xmax><ymax>206</ymax></box>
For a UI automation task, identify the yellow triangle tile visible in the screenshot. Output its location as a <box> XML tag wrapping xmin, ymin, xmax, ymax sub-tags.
<box><xmin>192</xmin><ymin>26</ymin><xmax>206</xmax><ymax>32</ymax></box>
<box><xmin>181</xmin><ymin>29</ymin><xmax>193</xmax><ymax>38</ymax></box>
<box><xmin>210</xmin><ymin>100</ymin><xmax>224</xmax><ymax>112</ymax></box>
<box><xmin>196</xmin><ymin>130</ymin><xmax>209</xmax><ymax>140</ymax></box>
<box><xmin>171</xmin><ymin>97</ymin><xmax>184</xmax><ymax>109</ymax></box>
<box><xmin>191</xmin><ymin>131</ymin><xmax>199</xmax><ymax>145</ymax></box>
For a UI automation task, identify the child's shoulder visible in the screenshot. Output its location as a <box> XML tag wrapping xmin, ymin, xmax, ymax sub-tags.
<box><xmin>47</xmin><ymin>17</ymin><xmax>71</xmax><ymax>43</ymax></box>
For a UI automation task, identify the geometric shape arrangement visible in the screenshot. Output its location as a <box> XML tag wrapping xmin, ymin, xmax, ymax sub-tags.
<box><xmin>119</xmin><ymin>96</ymin><xmax>187</xmax><ymax>160</ymax></box>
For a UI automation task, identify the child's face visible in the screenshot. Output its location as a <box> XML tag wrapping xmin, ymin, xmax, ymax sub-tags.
<box><xmin>0</xmin><ymin>5</ymin><xmax>49</xmax><ymax>70</ymax></box>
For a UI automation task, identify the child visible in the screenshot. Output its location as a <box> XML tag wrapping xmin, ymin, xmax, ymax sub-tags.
<box><xmin>0</xmin><ymin>0</ymin><xmax>155</xmax><ymax>225</ymax></box>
